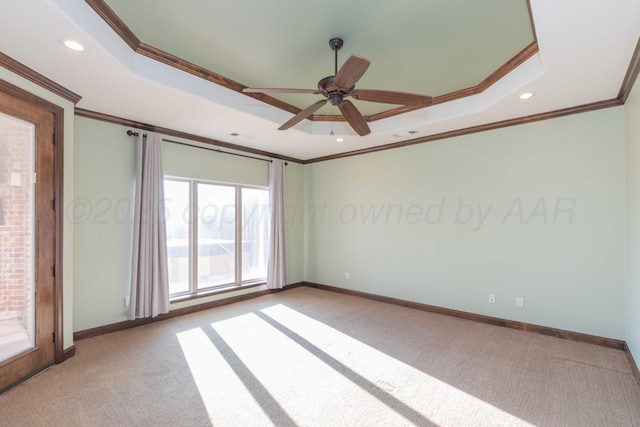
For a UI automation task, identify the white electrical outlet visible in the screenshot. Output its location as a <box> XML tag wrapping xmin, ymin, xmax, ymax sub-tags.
<box><xmin>344</xmin><ymin>272</ymin><xmax>349</xmax><ymax>280</ymax></box>
<box><xmin>489</xmin><ymin>293</ymin><xmax>496</xmax><ymax>303</ymax></box>
<box><xmin>124</xmin><ymin>296</ymin><xmax>130</xmax><ymax>307</ymax></box>
<box><xmin>516</xmin><ymin>297</ymin><xmax>524</xmax><ymax>308</ymax></box>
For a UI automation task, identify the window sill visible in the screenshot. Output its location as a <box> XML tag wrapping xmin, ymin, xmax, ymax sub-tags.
<box><xmin>170</xmin><ymin>281</ymin><xmax>266</xmax><ymax>305</ymax></box>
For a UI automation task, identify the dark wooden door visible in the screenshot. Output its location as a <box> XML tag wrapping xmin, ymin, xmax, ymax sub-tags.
<box><xmin>0</xmin><ymin>88</ymin><xmax>56</xmax><ymax>392</ymax></box>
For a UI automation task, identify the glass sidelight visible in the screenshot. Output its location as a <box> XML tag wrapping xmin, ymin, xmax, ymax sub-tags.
<box><xmin>0</xmin><ymin>112</ymin><xmax>35</xmax><ymax>363</ymax></box>
<box><xmin>0</xmin><ymin>114</ymin><xmax>35</xmax><ymax>362</ymax></box>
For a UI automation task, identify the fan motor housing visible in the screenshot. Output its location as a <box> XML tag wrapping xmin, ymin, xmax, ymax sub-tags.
<box><xmin>328</xmin><ymin>92</ymin><xmax>344</xmax><ymax>106</ymax></box>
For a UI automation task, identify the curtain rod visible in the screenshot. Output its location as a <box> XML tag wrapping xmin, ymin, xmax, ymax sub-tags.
<box><xmin>126</xmin><ymin>130</ymin><xmax>277</xmax><ymax>163</ymax></box>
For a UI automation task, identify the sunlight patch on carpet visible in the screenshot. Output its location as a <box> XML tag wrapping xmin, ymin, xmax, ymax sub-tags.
<box><xmin>177</xmin><ymin>326</ymin><xmax>281</xmax><ymax>425</ymax></box>
<box><xmin>176</xmin><ymin>304</ymin><xmax>537</xmax><ymax>426</ymax></box>
<box><xmin>259</xmin><ymin>303</ymin><xmax>536</xmax><ymax>427</ymax></box>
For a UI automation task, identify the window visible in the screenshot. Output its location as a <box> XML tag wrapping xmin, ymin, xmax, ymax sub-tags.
<box><xmin>164</xmin><ymin>178</ymin><xmax>269</xmax><ymax>297</ymax></box>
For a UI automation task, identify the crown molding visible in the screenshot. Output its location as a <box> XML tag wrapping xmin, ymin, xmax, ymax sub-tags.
<box><xmin>84</xmin><ymin>0</ymin><xmax>538</xmax><ymax>123</ymax></box>
<box><xmin>304</xmin><ymin>98</ymin><xmax>622</xmax><ymax>163</ymax></box>
<box><xmin>74</xmin><ymin>108</ymin><xmax>304</xmax><ymax>164</ymax></box>
<box><xmin>0</xmin><ymin>52</ymin><xmax>81</xmax><ymax>104</ymax></box>
<box><xmin>618</xmin><ymin>37</ymin><xmax>640</xmax><ymax>103</ymax></box>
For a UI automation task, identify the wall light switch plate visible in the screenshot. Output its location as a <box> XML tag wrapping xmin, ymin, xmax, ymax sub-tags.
<box><xmin>10</xmin><ymin>172</ymin><xmax>21</xmax><ymax>186</ymax></box>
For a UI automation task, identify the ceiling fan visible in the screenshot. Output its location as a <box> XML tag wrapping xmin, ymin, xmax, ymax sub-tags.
<box><xmin>243</xmin><ymin>38</ymin><xmax>433</xmax><ymax>136</ymax></box>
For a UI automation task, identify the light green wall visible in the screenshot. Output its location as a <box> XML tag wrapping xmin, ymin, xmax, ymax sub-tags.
<box><xmin>626</xmin><ymin>77</ymin><xmax>640</xmax><ymax>360</ymax></box>
<box><xmin>0</xmin><ymin>69</ymin><xmax>75</xmax><ymax>351</ymax></box>
<box><xmin>163</xmin><ymin>140</ymin><xmax>268</xmax><ymax>185</ymax></box>
<box><xmin>73</xmin><ymin>119</ymin><xmax>134</xmax><ymax>331</ymax></box>
<box><xmin>3</xmin><ymin>61</ymin><xmax>635</xmax><ymax>356</ymax></box>
<box><xmin>73</xmin><ymin>117</ymin><xmax>304</xmax><ymax>331</ymax></box>
<box><xmin>305</xmin><ymin>108</ymin><xmax>626</xmax><ymax>339</ymax></box>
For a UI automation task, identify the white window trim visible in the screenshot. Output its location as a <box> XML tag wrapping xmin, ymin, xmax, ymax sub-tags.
<box><xmin>165</xmin><ymin>176</ymin><xmax>269</xmax><ymax>299</ymax></box>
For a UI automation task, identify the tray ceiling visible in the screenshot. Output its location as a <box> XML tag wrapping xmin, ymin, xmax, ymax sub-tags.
<box><xmin>0</xmin><ymin>1</ymin><xmax>638</xmax><ymax>161</ymax></box>
<box><xmin>103</xmin><ymin>0</ymin><xmax>535</xmax><ymax>116</ymax></box>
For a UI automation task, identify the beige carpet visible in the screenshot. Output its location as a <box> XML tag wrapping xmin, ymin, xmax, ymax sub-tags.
<box><xmin>1</xmin><ymin>286</ymin><xmax>639</xmax><ymax>426</ymax></box>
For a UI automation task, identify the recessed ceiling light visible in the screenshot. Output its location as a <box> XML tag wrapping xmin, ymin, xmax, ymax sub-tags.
<box><xmin>519</xmin><ymin>92</ymin><xmax>534</xmax><ymax>100</ymax></box>
<box><xmin>336</xmin><ymin>137</ymin><xmax>344</xmax><ymax>142</ymax></box>
<box><xmin>64</xmin><ymin>40</ymin><xmax>84</xmax><ymax>51</ymax></box>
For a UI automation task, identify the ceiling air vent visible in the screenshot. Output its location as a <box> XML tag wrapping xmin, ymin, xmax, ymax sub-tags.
<box><xmin>392</xmin><ymin>130</ymin><xmax>419</xmax><ymax>138</ymax></box>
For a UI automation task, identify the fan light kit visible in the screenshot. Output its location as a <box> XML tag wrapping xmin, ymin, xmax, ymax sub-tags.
<box><xmin>244</xmin><ymin>38</ymin><xmax>433</xmax><ymax>136</ymax></box>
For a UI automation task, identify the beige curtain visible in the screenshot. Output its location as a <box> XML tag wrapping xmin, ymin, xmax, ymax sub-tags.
<box><xmin>128</xmin><ymin>132</ymin><xmax>170</xmax><ymax>319</ymax></box>
<box><xmin>267</xmin><ymin>159</ymin><xmax>287</xmax><ymax>289</ymax></box>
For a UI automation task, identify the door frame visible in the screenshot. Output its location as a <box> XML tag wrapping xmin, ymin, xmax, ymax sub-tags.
<box><xmin>0</xmin><ymin>79</ymin><xmax>65</xmax><ymax>364</ymax></box>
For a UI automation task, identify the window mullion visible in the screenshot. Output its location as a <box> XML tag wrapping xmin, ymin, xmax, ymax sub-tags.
<box><xmin>235</xmin><ymin>185</ymin><xmax>242</xmax><ymax>284</ymax></box>
<box><xmin>190</xmin><ymin>181</ymin><xmax>198</xmax><ymax>294</ymax></box>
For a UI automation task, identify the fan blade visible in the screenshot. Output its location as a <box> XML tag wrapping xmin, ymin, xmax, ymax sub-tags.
<box><xmin>351</xmin><ymin>89</ymin><xmax>432</xmax><ymax>106</ymax></box>
<box><xmin>334</xmin><ymin>55</ymin><xmax>371</xmax><ymax>90</ymax></box>
<box><xmin>278</xmin><ymin>99</ymin><xmax>328</xmax><ymax>130</ymax></box>
<box><xmin>243</xmin><ymin>87</ymin><xmax>319</xmax><ymax>94</ymax></box>
<box><xmin>339</xmin><ymin>100</ymin><xmax>370</xmax><ymax>136</ymax></box>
